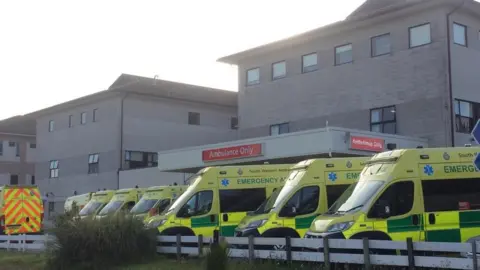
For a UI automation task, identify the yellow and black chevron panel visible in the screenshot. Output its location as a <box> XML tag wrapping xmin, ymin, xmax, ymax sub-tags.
<box><xmin>3</xmin><ymin>188</ymin><xmax>43</xmax><ymax>235</ymax></box>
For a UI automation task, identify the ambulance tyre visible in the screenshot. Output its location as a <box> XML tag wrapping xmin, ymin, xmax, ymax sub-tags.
<box><xmin>262</xmin><ymin>228</ymin><xmax>300</xmax><ymax>251</ymax></box>
<box><xmin>351</xmin><ymin>231</ymin><xmax>395</xmax><ymax>255</ymax></box>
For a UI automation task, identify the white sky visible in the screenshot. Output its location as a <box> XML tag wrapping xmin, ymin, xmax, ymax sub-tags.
<box><xmin>0</xmin><ymin>0</ymin><xmax>364</xmax><ymax>120</ymax></box>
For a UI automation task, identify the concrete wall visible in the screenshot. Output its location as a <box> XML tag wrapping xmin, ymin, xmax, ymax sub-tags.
<box><xmin>119</xmin><ymin>167</ymin><xmax>193</xmax><ymax>189</ymax></box>
<box><xmin>235</xmin><ymin>6</ymin><xmax>452</xmax><ymax>147</ymax></box>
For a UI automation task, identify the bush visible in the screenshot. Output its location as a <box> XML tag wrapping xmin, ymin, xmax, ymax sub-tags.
<box><xmin>204</xmin><ymin>241</ymin><xmax>229</xmax><ymax>270</ymax></box>
<box><xmin>46</xmin><ymin>213</ymin><xmax>158</xmax><ymax>270</ymax></box>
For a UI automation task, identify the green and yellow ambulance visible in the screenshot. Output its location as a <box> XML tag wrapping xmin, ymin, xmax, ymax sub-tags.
<box><xmin>144</xmin><ymin>164</ymin><xmax>292</xmax><ymax>237</ymax></box>
<box><xmin>130</xmin><ymin>185</ymin><xmax>186</xmax><ymax>221</ymax></box>
<box><xmin>78</xmin><ymin>190</ymin><xmax>115</xmax><ymax>219</ymax></box>
<box><xmin>96</xmin><ymin>188</ymin><xmax>145</xmax><ymax>219</ymax></box>
<box><xmin>235</xmin><ymin>157</ymin><xmax>369</xmax><ymax>240</ymax></box>
<box><xmin>64</xmin><ymin>192</ymin><xmax>93</xmax><ymax>214</ymax></box>
<box><xmin>305</xmin><ymin>147</ymin><xmax>480</xmax><ymax>246</ymax></box>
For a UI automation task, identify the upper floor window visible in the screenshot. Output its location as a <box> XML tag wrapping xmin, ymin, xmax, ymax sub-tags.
<box><xmin>453</xmin><ymin>23</ymin><xmax>467</xmax><ymax>46</ymax></box>
<box><xmin>49</xmin><ymin>120</ymin><xmax>54</xmax><ymax>132</ymax></box>
<box><xmin>272</xmin><ymin>61</ymin><xmax>286</xmax><ymax>80</ymax></box>
<box><xmin>409</xmin><ymin>23</ymin><xmax>431</xmax><ymax>48</ymax></box>
<box><xmin>246</xmin><ymin>68</ymin><xmax>260</xmax><ymax>86</ymax></box>
<box><xmin>93</xmin><ymin>109</ymin><xmax>98</xmax><ymax>122</ymax></box>
<box><xmin>15</xmin><ymin>143</ymin><xmax>19</xmax><ymax>157</ymax></box>
<box><xmin>30</xmin><ymin>143</ymin><xmax>36</xmax><ymax>149</ymax></box>
<box><xmin>69</xmin><ymin>115</ymin><xmax>73</xmax><ymax>128</ymax></box>
<box><xmin>188</xmin><ymin>112</ymin><xmax>200</xmax><ymax>125</ymax></box>
<box><xmin>302</xmin><ymin>53</ymin><xmax>318</xmax><ymax>73</ymax></box>
<box><xmin>0</xmin><ymin>141</ymin><xmax>3</xmax><ymax>156</ymax></box>
<box><xmin>10</xmin><ymin>175</ymin><xmax>18</xmax><ymax>185</ymax></box>
<box><xmin>8</xmin><ymin>141</ymin><xmax>15</xmax><ymax>147</ymax></box>
<box><xmin>125</xmin><ymin>151</ymin><xmax>158</xmax><ymax>170</ymax></box>
<box><xmin>270</xmin><ymin>123</ymin><xmax>289</xmax><ymax>136</ymax></box>
<box><xmin>371</xmin><ymin>106</ymin><xmax>396</xmax><ymax>134</ymax></box>
<box><xmin>88</xmin><ymin>153</ymin><xmax>99</xmax><ymax>174</ymax></box>
<box><xmin>81</xmin><ymin>112</ymin><xmax>87</xmax><ymax>125</ymax></box>
<box><xmin>231</xmin><ymin>117</ymin><xmax>238</xmax><ymax>130</ymax></box>
<box><xmin>335</xmin><ymin>44</ymin><xmax>353</xmax><ymax>65</ymax></box>
<box><xmin>454</xmin><ymin>99</ymin><xmax>480</xmax><ymax>133</ymax></box>
<box><xmin>50</xmin><ymin>160</ymin><xmax>59</xmax><ymax>178</ymax></box>
<box><xmin>31</xmin><ymin>175</ymin><xmax>35</xmax><ymax>185</ymax></box>
<box><xmin>371</xmin><ymin>33</ymin><xmax>391</xmax><ymax>57</ymax></box>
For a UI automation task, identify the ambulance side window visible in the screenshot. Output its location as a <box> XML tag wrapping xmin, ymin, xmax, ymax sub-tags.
<box><xmin>220</xmin><ymin>188</ymin><xmax>266</xmax><ymax>213</ymax></box>
<box><xmin>369</xmin><ymin>181</ymin><xmax>414</xmax><ymax>218</ymax></box>
<box><xmin>422</xmin><ymin>178</ymin><xmax>480</xmax><ymax>212</ymax></box>
<box><xmin>178</xmin><ymin>191</ymin><xmax>213</xmax><ymax>218</ymax></box>
<box><xmin>326</xmin><ymin>185</ymin><xmax>350</xmax><ymax>208</ymax></box>
<box><xmin>280</xmin><ymin>186</ymin><xmax>319</xmax><ymax>217</ymax></box>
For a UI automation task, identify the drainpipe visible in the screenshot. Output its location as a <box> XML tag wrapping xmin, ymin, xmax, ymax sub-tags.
<box><xmin>118</xmin><ymin>93</ymin><xmax>128</xmax><ymax>189</ymax></box>
<box><xmin>446</xmin><ymin>0</ymin><xmax>466</xmax><ymax>147</ymax></box>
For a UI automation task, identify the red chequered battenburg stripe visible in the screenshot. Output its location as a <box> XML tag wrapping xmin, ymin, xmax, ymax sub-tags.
<box><xmin>3</xmin><ymin>188</ymin><xmax>43</xmax><ymax>234</ymax></box>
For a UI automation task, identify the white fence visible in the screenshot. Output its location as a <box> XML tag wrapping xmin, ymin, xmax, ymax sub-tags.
<box><xmin>3</xmin><ymin>233</ymin><xmax>480</xmax><ymax>269</ymax></box>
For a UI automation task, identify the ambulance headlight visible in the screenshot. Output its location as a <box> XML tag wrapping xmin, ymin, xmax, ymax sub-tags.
<box><xmin>326</xmin><ymin>221</ymin><xmax>354</xmax><ymax>233</ymax></box>
<box><xmin>246</xmin><ymin>219</ymin><xmax>268</xmax><ymax>229</ymax></box>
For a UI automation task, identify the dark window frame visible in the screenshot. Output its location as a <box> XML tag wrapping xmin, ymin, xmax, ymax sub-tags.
<box><xmin>124</xmin><ymin>151</ymin><xmax>158</xmax><ymax>170</ymax></box>
<box><xmin>48</xmin><ymin>120</ymin><xmax>54</xmax><ymax>132</ymax></box>
<box><xmin>93</xmin><ymin>109</ymin><xmax>98</xmax><ymax>122</ymax></box>
<box><xmin>368</xmin><ymin>180</ymin><xmax>415</xmax><ymax>219</ymax></box>
<box><xmin>454</xmin><ymin>99</ymin><xmax>480</xmax><ymax>133</ymax></box>
<box><xmin>188</xmin><ymin>112</ymin><xmax>200</xmax><ymax>125</ymax></box>
<box><xmin>302</xmin><ymin>52</ymin><xmax>318</xmax><ymax>73</ymax></box>
<box><xmin>0</xmin><ymin>141</ymin><xmax>3</xmax><ymax>156</ymax></box>
<box><xmin>370</xmin><ymin>105</ymin><xmax>397</xmax><ymax>134</ymax></box>
<box><xmin>230</xmin><ymin>117</ymin><xmax>238</xmax><ymax>130</ymax></box>
<box><xmin>31</xmin><ymin>175</ymin><xmax>35</xmax><ymax>185</ymax></box>
<box><xmin>177</xmin><ymin>190</ymin><xmax>214</xmax><ymax>218</ymax></box>
<box><xmin>272</xmin><ymin>60</ymin><xmax>286</xmax><ymax>80</ymax></box>
<box><xmin>371</xmin><ymin>33</ymin><xmax>391</xmax><ymax>57</ymax></box>
<box><xmin>69</xmin><ymin>115</ymin><xmax>73</xmax><ymax>128</ymax></box>
<box><xmin>409</xmin><ymin>23</ymin><xmax>432</xmax><ymax>49</ymax></box>
<box><xmin>270</xmin><ymin>122</ymin><xmax>290</xmax><ymax>136</ymax></box>
<box><xmin>279</xmin><ymin>185</ymin><xmax>320</xmax><ymax>217</ymax></box>
<box><xmin>219</xmin><ymin>188</ymin><xmax>266</xmax><ymax>213</ymax></box>
<box><xmin>80</xmin><ymin>112</ymin><xmax>87</xmax><ymax>125</ymax></box>
<box><xmin>246</xmin><ymin>67</ymin><xmax>260</xmax><ymax>86</ymax></box>
<box><xmin>10</xmin><ymin>174</ymin><xmax>19</xmax><ymax>185</ymax></box>
<box><xmin>88</xmin><ymin>153</ymin><xmax>100</xmax><ymax>174</ymax></box>
<box><xmin>335</xmin><ymin>43</ymin><xmax>353</xmax><ymax>66</ymax></box>
<box><xmin>8</xmin><ymin>141</ymin><xmax>15</xmax><ymax>147</ymax></box>
<box><xmin>30</xmin><ymin>143</ymin><xmax>37</xmax><ymax>149</ymax></box>
<box><xmin>422</xmin><ymin>177</ymin><xmax>480</xmax><ymax>212</ymax></box>
<box><xmin>453</xmin><ymin>22</ymin><xmax>468</xmax><ymax>47</ymax></box>
<box><xmin>49</xmin><ymin>160</ymin><xmax>59</xmax><ymax>179</ymax></box>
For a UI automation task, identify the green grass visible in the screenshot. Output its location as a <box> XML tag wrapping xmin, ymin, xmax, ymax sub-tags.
<box><xmin>0</xmin><ymin>251</ymin><xmax>46</xmax><ymax>270</ymax></box>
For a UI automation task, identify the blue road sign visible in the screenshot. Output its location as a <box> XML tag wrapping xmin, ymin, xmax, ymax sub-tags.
<box><xmin>472</xmin><ymin>119</ymin><xmax>480</xmax><ymax>145</ymax></box>
<box><xmin>475</xmin><ymin>153</ymin><xmax>480</xmax><ymax>172</ymax></box>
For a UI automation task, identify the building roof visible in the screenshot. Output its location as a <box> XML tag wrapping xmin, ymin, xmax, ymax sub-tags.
<box><xmin>26</xmin><ymin>74</ymin><xmax>237</xmax><ymax>118</ymax></box>
<box><xmin>217</xmin><ymin>0</ymin><xmax>441</xmax><ymax>64</ymax></box>
<box><xmin>0</xmin><ymin>116</ymin><xmax>36</xmax><ymax>136</ymax></box>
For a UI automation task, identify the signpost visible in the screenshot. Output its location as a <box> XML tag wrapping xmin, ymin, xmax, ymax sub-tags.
<box><xmin>472</xmin><ymin>119</ymin><xmax>480</xmax><ymax>171</ymax></box>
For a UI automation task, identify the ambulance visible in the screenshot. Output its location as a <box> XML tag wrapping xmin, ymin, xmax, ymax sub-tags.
<box><xmin>235</xmin><ymin>157</ymin><xmax>369</xmax><ymax>241</ymax></box>
<box><xmin>130</xmin><ymin>185</ymin><xmax>186</xmax><ymax>221</ymax></box>
<box><xmin>64</xmin><ymin>192</ymin><xmax>93</xmax><ymax>214</ymax></box>
<box><xmin>0</xmin><ymin>185</ymin><xmax>44</xmax><ymax>235</ymax></box>
<box><xmin>96</xmin><ymin>188</ymin><xmax>145</xmax><ymax>219</ymax></box>
<box><xmin>305</xmin><ymin>147</ymin><xmax>480</xmax><ymax>247</ymax></box>
<box><xmin>144</xmin><ymin>164</ymin><xmax>292</xmax><ymax>237</ymax></box>
<box><xmin>78</xmin><ymin>190</ymin><xmax>115</xmax><ymax>219</ymax></box>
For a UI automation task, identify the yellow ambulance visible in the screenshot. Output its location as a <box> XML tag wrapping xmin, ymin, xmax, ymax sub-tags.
<box><xmin>305</xmin><ymin>147</ymin><xmax>480</xmax><ymax>246</ymax></box>
<box><xmin>130</xmin><ymin>185</ymin><xmax>186</xmax><ymax>221</ymax></box>
<box><xmin>78</xmin><ymin>190</ymin><xmax>115</xmax><ymax>219</ymax></box>
<box><xmin>64</xmin><ymin>192</ymin><xmax>93</xmax><ymax>214</ymax></box>
<box><xmin>235</xmin><ymin>157</ymin><xmax>368</xmax><ymax>241</ymax></box>
<box><xmin>0</xmin><ymin>185</ymin><xmax>44</xmax><ymax>235</ymax></box>
<box><xmin>144</xmin><ymin>164</ymin><xmax>292</xmax><ymax>237</ymax></box>
<box><xmin>96</xmin><ymin>188</ymin><xmax>145</xmax><ymax>219</ymax></box>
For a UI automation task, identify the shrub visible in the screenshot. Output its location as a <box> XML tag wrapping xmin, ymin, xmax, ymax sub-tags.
<box><xmin>204</xmin><ymin>241</ymin><xmax>229</xmax><ymax>270</ymax></box>
<box><xmin>46</xmin><ymin>213</ymin><xmax>158</xmax><ymax>270</ymax></box>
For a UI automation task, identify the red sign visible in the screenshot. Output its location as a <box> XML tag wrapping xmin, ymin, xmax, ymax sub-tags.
<box><xmin>350</xmin><ymin>136</ymin><xmax>384</xmax><ymax>152</ymax></box>
<box><xmin>202</xmin><ymin>144</ymin><xmax>263</xmax><ymax>162</ymax></box>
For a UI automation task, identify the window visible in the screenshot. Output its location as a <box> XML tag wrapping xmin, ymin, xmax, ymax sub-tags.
<box><xmin>30</xmin><ymin>143</ymin><xmax>36</xmax><ymax>149</ymax></box>
<box><xmin>69</xmin><ymin>115</ymin><xmax>73</xmax><ymax>128</ymax></box>
<box><xmin>177</xmin><ymin>190</ymin><xmax>213</xmax><ymax>217</ymax></box>
<box><xmin>15</xmin><ymin>143</ymin><xmax>19</xmax><ymax>157</ymax></box>
<box><xmin>370</xmin><ymin>106</ymin><xmax>396</xmax><ymax>134</ymax></box>
<box><xmin>0</xmin><ymin>141</ymin><xmax>3</xmax><ymax>156</ymax></box>
<box><xmin>93</xmin><ymin>109</ymin><xmax>98</xmax><ymax>122</ymax></box>
<box><xmin>423</xmin><ymin>178</ymin><xmax>480</xmax><ymax>212</ymax></box>
<box><xmin>335</xmin><ymin>44</ymin><xmax>353</xmax><ymax>65</ymax></box>
<box><xmin>454</xmin><ymin>99</ymin><xmax>480</xmax><ymax>133</ymax></box>
<box><xmin>8</xmin><ymin>141</ymin><xmax>15</xmax><ymax>147</ymax></box>
<box><xmin>10</xmin><ymin>175</ymin><xmax>18</xmax><ymax>185</ymax></box>
<box><xmin>409</xmin><ymin>23</ymin><xmax>431</xmax><ymax>48</ymax></box>
<box><xmin>270</xmin><ymin>123</ymin><xmax>289</xmax><ymax>136</ymax></box>
<box><xmin>49</xmin><ymin>160</ymin><xmax>59</xmax><ymax>178</ymax></box>
<box><xmin>326</xmin><ymin>185</ymin><xmax>351</xmax><ymax>208</ymax></box>
<box><xmin>231</xmin><ymin>117</ymin><xmax>238</xmax><ymax>130</ymax></box>
<box><xmin>280</xmin><ymin>186</ymin><xmax>320</xmax><ymax>217</ymax></box>
<box><xmin>188</xmin><ymin>112</ymin><xmax>200</xmax><ymax>125</ymax></box>
<box><xmin>302</xmin><ymin>53</ymin><xmax>318</xmax><ymax>73</ymax></box>
<box><xmin>49</xmin><ymin>120</ymin><xmax>54</xmax><ymax>132</ymax></box>
<box><xmin>369</xmin><ymin>181</ymin><xmax>414</xmax><ymax>218</ymax></box>
<box><xmin>81</xmin><ymin>112</ymin><xmax>87</xmax><ymax>125</ymax></box>
<box><xmin>272</xmin><ymin>61</ymin><xmax>286</xmax><ymax>80</ymax></box>
<box><xmin>246</xmin><ymin>68</ymin><xmax>260</xmax><ymax>85</ymax></box>
<box><xmin>220</xmin><ymin>188</ymin><xmax>266</xmax><ymax>213</ymax></box>
<box><xmin>88</xmin><ymin>154</ymin><xmax>99</xmax><ymax>174</ymax></box>
<box><xmin>31</xmin><ymin>175</ymin><xmax>35</xmax><ymax>185</ymax></box>
<box><xmin>125</xmin><ymin>151</ymin><xmax>158</xmax><ymax>169</ymax></box>
<box><xmin>453</xmin><ymin>23</ymin><xmax>467</xmax><ymax>46</ymax></box>
<box><xmin>371</xmin><ymin>33</ymin><xmax>391</xmax><ymax>57</ymax></box>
